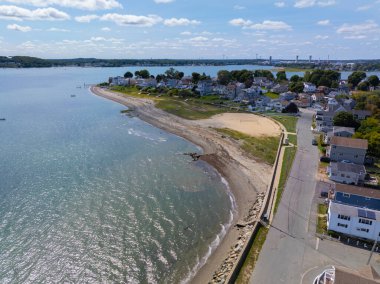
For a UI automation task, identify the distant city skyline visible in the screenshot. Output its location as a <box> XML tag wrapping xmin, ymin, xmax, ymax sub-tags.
<box><xmin>0</xmin><ymin>0</ymin><xmax>379</xmax><ymax>59</ymax></box>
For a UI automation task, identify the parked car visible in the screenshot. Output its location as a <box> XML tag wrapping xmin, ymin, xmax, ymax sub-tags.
<box><xmin>312</xmin><ymin>138</ymin><xmax>318</xmax><ymax>145</ymax></box>
<box><xmin>321</xmin><ymin>191</ymin><xmax>328</xmax><ymax>198</ymax></box>
<box><xmin>320</xmin><ymin>156</ymin><xmax>330</xmax><ymax>162</ymax></box>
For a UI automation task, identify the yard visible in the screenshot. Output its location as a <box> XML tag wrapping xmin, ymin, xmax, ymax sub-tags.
<box><xmin>317</xmin><ymin>203</ymin><xmax>328</xmax><ymax>234</ymax></box>
<box><xmin>270</xmin><ymin>115</ymin><xmax>298</xmax><ymax>133</ymax></box>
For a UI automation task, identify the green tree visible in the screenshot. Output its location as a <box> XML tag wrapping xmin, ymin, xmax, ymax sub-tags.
<box><xmin>355</xmin><ymin>117</ymin><xmax>380</xmax><ymax>157</ymax></box>
<box><xmin>217</xmin><ymin>70</ymin><xmax>232</xmax><ymax>85</ymax></box>
<box><xmin>253</xmin><ymin>70</ymin><xmax>275</xmax><ymax>81</ymax></box>
<box><xmin>165</xmin><ymin>67</ymin><xmax>184</xmax><ymax>80</ymax></box>
<box><xmin>124</xmin><ymin>71</ymin><xmax>133</xmax><ymax>78</ymax></box>
<box><xmin>282</xmin><ymin>102</ymin><xmax>299</xmax><ymax>113</ymax></box>
<box><xmin>333</xmin><ymin>111</ymin><xmax>359</xmax><ymax>128</ymax></box>
<box><xmin>289</xmin><ymin>81</ymin><xmax>304</xmax><ymax>93</ymax></box>
<box><xmin>348</xmin><ymin>71</ymin><xmax>366</xmax><ymax>88</ymax></box>
<box><xmin>135</xmin><ymin>69</ymin><xmax>150</xmax><ymax>79</ymax></box>
<box><xmin>290</xmin><ymin>75</ymin><xmax>301</xmax><ymax>82</ymax></box>
<box><xmin>358</xmin><ymin>81</ymin><xmax>370</xmax><ymax>91</ymax></box>
<box><xmin>276</xmin><ymin>71</ymin><xmax>287</xmax><ymax>81</ymax></box>
<box><xmin>367</xmin><ymin>75</ymin><xmax>380</xmax><ymax>87</ymax></box>
<box><xmin>192</xmin><ymin>72</ymin><xmax>201</xmax><ymax>84</ymax></box>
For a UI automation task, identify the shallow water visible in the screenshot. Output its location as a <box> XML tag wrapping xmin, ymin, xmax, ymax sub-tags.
<box><xmin>0</xmin><ymin>68</ymin><xmax>234</xmax><ymax>283</ymax></box>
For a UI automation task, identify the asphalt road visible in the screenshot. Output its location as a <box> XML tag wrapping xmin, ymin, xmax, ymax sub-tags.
<box><xmin>249</xmin><ymin>110</ymin><xmax>322</xmax><ymax>284</ymax></box>
<box><xmin>250</xmin><ymin>109</ymin><xmax>380</xmax><ymax>284</ymax></box>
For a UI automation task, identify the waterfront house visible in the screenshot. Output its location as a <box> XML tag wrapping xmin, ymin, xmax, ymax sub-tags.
<box><xmin>197</xmin><ymin>80</ymin><xmax>213</xmax><ymax>96</ymax></box>
<box><xmin>312</xmin><ymin>93</ymin><xmax>325</xmax><ymax>102</ymax></box>
<box><xmin>109</xmin><ymin>76</ymin><xmax>127</xmax><ymax>86</ymax></box>
<box><xmin>327</xmin><ymin>162</ymin><xmax>366</xmax><ymax>185</ymax></box>
<box><xmin>327</xmin><ymin>184</ymin><xmax>380</xmax><ymax>241</ymax></box>
<box><xmin>327</xmin><ymin>136</ymin><xmax>368</xmax><ymax>165</ymax></box>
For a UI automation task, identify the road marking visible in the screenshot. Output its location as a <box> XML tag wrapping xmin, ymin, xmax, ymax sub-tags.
<box><xmin>316</xmin><ymin>237</ymin><xmax>320</xmax><ymax>250</ymax></box>
<box><xmin>300</xmin><ymin>265</ymin><xmax>319</xmax><ymax>284</ymax></box>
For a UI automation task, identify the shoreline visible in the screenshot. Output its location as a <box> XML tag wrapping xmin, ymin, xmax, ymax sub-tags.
<box><xmin>90</xmin><ymin>86</ymin><xmax>275</xmax><ymax>283</ymax></box>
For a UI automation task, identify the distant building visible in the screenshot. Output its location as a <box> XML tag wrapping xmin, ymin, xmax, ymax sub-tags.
<box><xmin>327</xmin><ymin>136</ymin><xmax>368</xmax><ymax>165</ymax></box>
<box><xmin>109</xmin><ymin>76</ymin><xmax>127</xmax><ymax>86</ymax></box>
<box><xmin>197</xmin><ymin>80</ymin><xmax>213</xmax><ymax>96</ymax></box>
<box><xmin>324</xmin><ymin>126</ymin><xmax>355</xmax><ymax>144</ymax></box>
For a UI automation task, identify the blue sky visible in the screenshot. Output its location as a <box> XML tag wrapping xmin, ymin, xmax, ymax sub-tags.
<box><xmin>0</xmin><ymin>0</ymin><xmax>379</xmax><ymax>59</ymax></box>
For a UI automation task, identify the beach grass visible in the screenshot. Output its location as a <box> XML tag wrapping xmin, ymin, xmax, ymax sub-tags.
<box><xmin>270</xmin><ymin>115</ymin><xmax>298</xmax><ymax>133</ymax></box>
<box><xmin>235</xmin><ymin>226</ymin><xmax>269</xmax><ymax>284</ymax></box>
<box><xmin>155</xmin><ymin>99</ymin><xmax>226</xmax><ymax>120</ymax></box>
<box><xmin>215</xmin><ymin>128</ymin><xmax>280</xmax><ymax>165</ymax></box>
<box><xmin>274</xmin><ymin>146</ymin><xmax>297</xmax><ymax>213</ymax></box>
<box><xmin>111</xmin><ymin>86</ymin><xmax>229</xmax><ymax>120</ymax></box>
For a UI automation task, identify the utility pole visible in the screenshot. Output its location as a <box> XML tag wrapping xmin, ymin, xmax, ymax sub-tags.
<box><xmin>367</xmin><ymin>239</ymin><xmax>378</xmax><ymax>265</ymax></box>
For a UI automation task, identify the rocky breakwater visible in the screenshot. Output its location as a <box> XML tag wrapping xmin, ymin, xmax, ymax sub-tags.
<box><xmin>210</xmin><ymin>192</ymin><xmax>265</xmax><ymax>284</ymax></box>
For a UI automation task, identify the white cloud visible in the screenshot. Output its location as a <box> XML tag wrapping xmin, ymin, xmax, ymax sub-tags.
<box><xmin>75</xmin><ymin>14</ymin><xmax>99</xmax><ymax>23</ymax></box>
<box><xmin>317</xmin><ymin>19</ymin><xmax>330</xmax><ymax>25</ymax></box>
<box><xmin>100</xmin><ymin>13</ymin><xmax>163</xmax><ymax>27</ymax></box>
<box><xmin>90</xmin><ymin>36</ymin><xmax>106</xmax><ymax>41</ymax></box>
<box><xmin>344</xmin><ymin>35</ymin><xmax>367</xmax><ymax>40</ymax></box>
<box><xmin>229</xmin><ymin>18</ymin><xmax>291</xmax><ymax>31</ymax></box>
<box><xmin>315</xmin><ymin>35</ymin><xmax>329</xmax><ymax>39</ymax></box>
<box><xmin>189</xmin><ymin>36</ymin><xmax>208</xmax><ymax>41</ymax></box>
<box><xmin>101</xmin><ymin>26</ymin><xmax>111</xmax><ymax>31</ymax></box>
<box><xmin>0</xmin><ymin>5</ymin><xmax>70</xmax><ymax>21</ymax></box>
<box><xmin>7</xmin><ymin>23</ymin><xmax>32</xmax><ymax>31</ymax></box>
<box><xmin>337</xmin><ymin>21</ymin><xmax>379</xmax><ymax>36</ymax></box>
<box><xmin>47</xmin><ymin>27</ymin><xmax>69</xmax><ymax>31</ymax></box>
<box><xmin>233</xmin><ymin>5</ymin><xmax>245</xmax><ymax>10</ymax></box>
<box><xmin>180</xmin><ymin>31</ymin><xmax>192</xmax><ymax>35</ymax></box>
<box><xmin>0</xmin><ymin>0</ymin><xmax>122</xmax><ymax>10</ymax></box>
<box><xmin>274</xmin><ymin>2</ymin><xmax>286</xmax><ymax>7</ymax></box>
<box><xmin>163</xmin><ymin>17</ymin><xmax>200</xmax><ymax>26</ymax></box>
<box><xmin>294</xmin><ymin>0</ymin><xmax>336</xmax><ymax>8</ymax></box>
<box><xmin>229</xmin><ymin>18</ymin><xmax>253</xmax><ymax>27</ymax></box>
<box><xmin>356</xmin><ymin>5</ymin><xmax>371</xmax><ymax>11</ymax></box>
<box><xmin>153</xmin><ymin>0</ymin><xmax>174</xmax><ymax>3</ymax></box>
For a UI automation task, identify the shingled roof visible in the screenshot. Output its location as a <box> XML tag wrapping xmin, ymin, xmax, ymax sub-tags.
<box><xmin>330</xmin><ymin>136</ymin><xmax>368</xmax><ymax>149</ymax></box>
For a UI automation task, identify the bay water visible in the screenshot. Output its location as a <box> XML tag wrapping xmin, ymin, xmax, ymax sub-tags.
<box><xmin>0</xmin><ymin>68</ymin><xmax>235</xmax><ymax>283</ymax></box>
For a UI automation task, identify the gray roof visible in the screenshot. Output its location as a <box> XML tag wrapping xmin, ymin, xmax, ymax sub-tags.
<box><xmin>333</xmin><ymin>126</ymin><xmax>355</xmax><ymax>135</ymax></box>
<box><xmin>330</xmin><ymin>162</ymin><xmax>366</xmax><ymax>174</ymax></box>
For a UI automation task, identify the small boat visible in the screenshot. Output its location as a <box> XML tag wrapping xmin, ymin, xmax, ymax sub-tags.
<box><xmin>70</xmin><ymin>94</ymin><xmax>76</xmax><ymax>98</ymax></box>
<box><xmin>0</xmin><ymin>118</ymin><xmax>6</xmax><ymax>121</ymax></box>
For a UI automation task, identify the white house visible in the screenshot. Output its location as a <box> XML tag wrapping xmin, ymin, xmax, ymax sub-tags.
<box><xmin>109</xmin><ymin>76</ymin><xmax>127</xmax><ymax>86</ymax></box>
<box><xmin>303</xmin><ymin>82</ymin><xmax>317</xmax><ymax>93</ymax></box>
<box><xmin>327</xmin><ymin>162</ymin><xmax>366</xmax><ymax>185</ymax></box>
<box><xmin>197</xmin><ymin>80</ymin><xmax>213</xmax><ymax>96</ymax></box>
<box><xmin>328</xmin><ymin>184</ymin><xmax>380</xmax><ymax>241</ymax></box>
<box><xmin>328</xmin><ymin>202</ymin><xmax>380</xmax><ymax>241</ymax></box>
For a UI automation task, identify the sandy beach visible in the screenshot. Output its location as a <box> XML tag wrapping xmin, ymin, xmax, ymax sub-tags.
<box><xmin>90</xmin><ymin>86</ymin><xmax>280</xmax><ymax>283</ymax></box>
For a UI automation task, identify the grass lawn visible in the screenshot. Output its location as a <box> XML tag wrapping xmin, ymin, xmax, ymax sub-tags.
<box><xmin>317</xmin><ymin>203</ymin><xmax>328</xmax><ymax>234</ymax></box>
<box><xmin>287</xmin><ymin>134</ymin><xmax>297</xmax><ymax>146</ymax></box>
<box><xmin>270</xmin><ymin>115</ymin><xmax>298</xmax><ymax>133</ymax></box>
<box><xmin>236</xmin><ymin>226</ymin><xmax>269</xmax><ymax>284</ymax></box>
<box><xmin>215</xmin><ymin>128</ymin><xmax>280</xmax><ymax>165</ymax></box>
<box><xmin>265</xmin><ymin>92</ymin><xmax>280</xmax><ymax>99</ymax></box>
<box><xmin>274</xmin><ymin>146</ymin><xmax>297</xmax><ymax>213</ymax></box>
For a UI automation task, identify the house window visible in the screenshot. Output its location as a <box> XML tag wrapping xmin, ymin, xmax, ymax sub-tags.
<box><xmin>337</xmin><ymin>223</ymin><xmax>348</xmax><ymax>228</ymax></box>
<box><xmin>341</xmin><ymin>174</ymin><xmax>345</xmax><ymax>177</ymax></box>
<box><xmin>343</xmin><ymin>193</ymin><xmax>350</xmax><ymax>198</ymax></box>
<box><xmin>359</xmin><ymin>218</ymin><xmax>373</xmax><ymax>225</ymax></box>
<box><xmin>346</xmin><ymin>175</ymin><xmax>350</xmax><ymax>178</ymax></box>
<box><xmin>333</xmin><ymin>146</ymin><xmax>336</xmax><ymax>149</ymax></box>
<box><xmin>357</xmin><ymin>228</ymin><xmax>369</xmax><ymax>233</ymax></box>
<box><xmin>354</xmin><ymin>155</ymin><xmax>358</xmax><ymax>158</ymax></box>
<box><xmin>338</xmin><ymin>214</ymin><xmax>350</xmax><ymax>221</ymax></box>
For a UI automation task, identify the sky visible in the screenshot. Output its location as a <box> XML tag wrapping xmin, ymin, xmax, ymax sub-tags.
<box><xmin>0</xmin><ymin>0</ymin><xmax>379</xmax><ymax>59</ymax></box>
